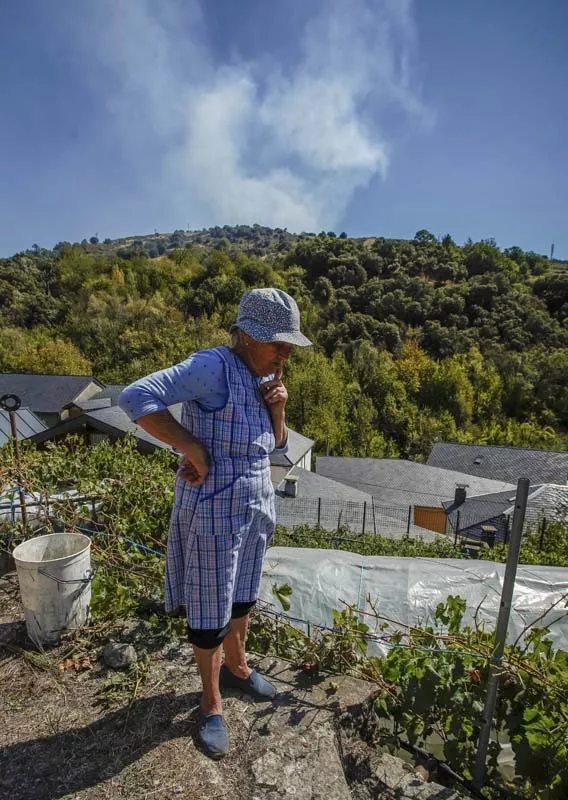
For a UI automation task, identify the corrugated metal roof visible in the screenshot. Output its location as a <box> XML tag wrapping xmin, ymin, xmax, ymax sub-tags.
<box><xmin>428</xmin><ymin>442</ymin><xmax>568</xmax><ymax>486</ymax></box>
<box><xmin>0</xmin><ymin>408</ymin><xmax>46</xmax><ymax>446</ymax></box>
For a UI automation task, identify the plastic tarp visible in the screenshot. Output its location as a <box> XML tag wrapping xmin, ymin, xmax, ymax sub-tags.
<box><xmin>260</xmin><ymin>547</ymin><xmax>568</xmax><ymax>655</ymax></box>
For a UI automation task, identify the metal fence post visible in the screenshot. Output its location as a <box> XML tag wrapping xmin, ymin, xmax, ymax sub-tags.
<box><xmin>454</xmin><ymin>510</ymin><xmax>461</xmax><ymax>547</ymax></box>
<box><xmin>473</xmin><ymin>478</ymin><xmax>530</xmax><ymax>791</ymax></box>
<box><xmin>362</xmin><ymin>502</ymin><xmax>367</xmax><ymax>534</ymax></box>
<box><xmin>539</xmin><ymin>518</ymin><xmax>547</xmax><ymax>552</ymax></box>
<box><xmin>1</xmin><ymin>394</ymin><xmax>27</xmax><ymax>532</ymax></box>
<box><xmin>317</xmin><ymin>498</ymin><xmax>321</xmax><ymax>528</ymax></box>
<box><xmin>503</xmin><ymin>515</ymin><xmax>510</xmax><ymax>545</ymax></box>
<box><xmin>406</xmin><ymin>505</ymin><xmax>412</xmax><ymax>536</ymax></box>
<box><xmin>372</xmin><ymin>498</ymin><xmax>377</xmax><ymax>535</ymax></box>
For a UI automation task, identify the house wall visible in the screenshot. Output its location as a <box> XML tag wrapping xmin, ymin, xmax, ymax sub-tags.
<box><xmin>459</xmin><ymin>515</ymin><xmax>508</xmax><ymax>544</ymax></box>
<box><xmin>296</xmin><ymin>449</ymin><xmax>312</xmax><ymax>471</ymax></box>
<box><xmin>74</xmin><ymin>382</ymin><xmax>103</xmax><ymax>405</ymax></box>
<box><xmin>60</xmin><ymin>406</ymin><xmax>83</xmax><ymax>421</ymax></box>
<box><xmin>36</xmin><ymin>412</ymin><xmax>60</xmax><ymax>428</ymax></box>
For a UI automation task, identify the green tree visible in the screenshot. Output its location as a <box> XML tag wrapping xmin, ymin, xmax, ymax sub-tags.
<box><xmin>414</xmin><ymin>229</ymin><xmax>437</xmax><ymax>244</ymax></box>
<box><xmin>285</xmin><ymin>350</ymin><xmax>351</xmax><ymax>455</ymax></box>
<box><xmin>0</xmin><ymin>327</ymin><xmax>92</xmax><ymax>375</ymax></box>
<box><xmin>419</xmin><ymin>356</ymin><xmax>474</xmax><ymax>427</ymax></box>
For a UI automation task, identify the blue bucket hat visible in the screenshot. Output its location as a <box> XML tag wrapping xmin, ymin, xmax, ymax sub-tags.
<box><xmin>234</xmin><ymin>288</ymin><xmax>312</xmax><ymax>347</ymax></box>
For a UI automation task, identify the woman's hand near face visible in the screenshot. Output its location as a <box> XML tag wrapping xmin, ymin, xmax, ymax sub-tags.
<box><xmin>260</xmin><ymin>370</ymin><xmax>288</xmax><ymax>413</ymax></box>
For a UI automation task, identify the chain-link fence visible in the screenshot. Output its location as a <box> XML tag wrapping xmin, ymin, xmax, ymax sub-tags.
<box><xmin>275</xmin><ymin>495</ymin><xmax>445</xmax><ymax>542</ymax></box>
<box><xmin>3</xmin><ymin>488</ymin><xmax>563</xmax><ymax>551</ymax></box>
<box><xmin>2</xmin><ymin>491</ymin><xmax>447</xmax><ymax>543</ymax></box>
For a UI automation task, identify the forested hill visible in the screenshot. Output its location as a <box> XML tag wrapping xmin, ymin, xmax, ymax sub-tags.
<box><xmin>1</xmin><ymin>225</ymin><xmax>567</xmax><ymax>459</ymax></box>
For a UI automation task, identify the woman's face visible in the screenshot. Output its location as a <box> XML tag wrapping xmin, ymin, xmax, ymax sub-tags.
<box><xmin>245</xmin><ymin>337</ymin><xmax>293</xmax><ymax>377</ymax></box>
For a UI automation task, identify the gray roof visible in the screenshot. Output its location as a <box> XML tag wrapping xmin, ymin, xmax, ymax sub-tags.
<box><xmin>443</xmin><ymin>483</ymin><xmax>568</xmax><ymax>532</ymax></box>
<box><xmin>96</xmin><ymin>384</ymin><xmax>126</xmax><ymax>404</ymax></box>
<box><xmin>32</xmin><ymin>402</ymin><xmax>311</xmax><ymax>468</ymax></box>
<box><xmin>277</xmin><ymin>466</ymin><xmax>373</xmax><ymax>503</ymax></box>
<box><xmin>316</xmin><ymin>457</ymin><xmax>516</xmax><ymax>508</ymax></box>
<box><xmin>274</xmin><ymin>467</ymin><xmax>372</xmax><ymax>533</ymax></box>
<box><xmin>275</xmin><ymin>466</ymin><xmax>438</xmax><ymax>539</ymax></box>
<box><xmin>86</xmin><ymin>406</ymin><xmax>175</xmax><ymax>450</ymax></box>
<box><xmin>0</xmin><ymin>374</ymin><xmax>103</xmax><ymax>414</ymax></box>
<box><xmin>287</xmin><ymin>429</ymin><xmax>314</xmax><ymax>464</ymax></box>
<box><xmin>428</xmin><ymin>442</ymin><xmax>568</xmax><ymax>486</ymax></box>
<box><xmin>64</xmin><ymin>398</ymin><xmax>112</xmax><ymax>412</ymax></box>
<box><xmin>0</xmin><ymin>407</ymin><xmax>46</xmax><ymax>446</ymax></box>
<box><xmin>520</xmin><ymin>485</ymin><xmax>568</xmax><ymax>528</ymax></box>
<box><xmin>443</xmin><ymin>489</ymin><xmax>515</xmax><ymax>531</ymax></box>
<box><xmin>29</xmin><ymin>405</ymin><xmax>177</xmax><ymax>453</ymax></box>
<box><xmin>270</xmin><ymin>465</ymin><xmax>290</xmax><ymax>487</ymax></box>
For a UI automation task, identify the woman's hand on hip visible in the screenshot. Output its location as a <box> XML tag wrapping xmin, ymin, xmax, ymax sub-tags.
<box><xmin>179</xmin><ymin>440</ymin><xmax>211</xmax><ymax>486</ymax></box>
<box><xmin>260</xmin><ymin>370</ymin><xmax>288</xmax><ymax>413</ymax></box>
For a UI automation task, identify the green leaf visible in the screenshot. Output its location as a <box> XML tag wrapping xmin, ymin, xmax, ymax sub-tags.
<box><xmin>271</xmin><ymin>582</ymin><xmax>293</xmax><ymax>612</ymax></box>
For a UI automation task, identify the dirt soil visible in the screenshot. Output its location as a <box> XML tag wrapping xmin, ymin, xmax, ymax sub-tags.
<box><xmin>0</xmin><ymin>572</ymin><xmax>379</xmax><ymax>800</ymax></box>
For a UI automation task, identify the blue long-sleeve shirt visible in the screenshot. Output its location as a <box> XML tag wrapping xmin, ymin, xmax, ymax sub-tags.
<box><xmin>118</xmin><ymin>348</ymin><xmax>288</xmax><ymax>454</ymax></box>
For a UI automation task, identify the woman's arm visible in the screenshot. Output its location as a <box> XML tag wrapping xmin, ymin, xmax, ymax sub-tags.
<box><xmin>118</xmin><ymin>350</ymin><xmax>226</xmax><ymax>420</ymax></box>
<box><xmin>135</xmin><ymin>410</ymin><xmax>210</xmax><ymax>485</ymax></box>
<box><xmin>270</xmin><ymin>408</ymin><xmax>287</xmax><ymax>449</ymax></box>
<box><xmin>260</xmin><ymin>370</ymin><xmax>288</xmax><ymax>449</ymax></box>
<box><xmin>118</xmin><ymin>351</ymin><xmax>225</xmax><ymax>485</ymax></box>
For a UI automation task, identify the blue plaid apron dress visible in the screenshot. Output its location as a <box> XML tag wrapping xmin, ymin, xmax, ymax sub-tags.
<box><xmin>165</xmin><ymin>346</ymin><xmax>276</xmax><ymax>630</ymax></box>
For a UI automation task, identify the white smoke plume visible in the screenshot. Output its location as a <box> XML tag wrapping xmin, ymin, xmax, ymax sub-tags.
<box><xmin>78</xmin><ymin>0</ymin><xmax>428</xmax><ymax>232</ymax></box>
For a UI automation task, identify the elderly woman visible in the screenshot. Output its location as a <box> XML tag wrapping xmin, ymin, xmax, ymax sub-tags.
<box><xmin>118</xmin><ymin>288</ymin><xmax>311</xmax><ymax>758</ymax></box>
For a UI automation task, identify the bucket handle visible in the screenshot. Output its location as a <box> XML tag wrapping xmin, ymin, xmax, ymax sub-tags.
<box><xmin>37</xmin><ymin>567</ymin><xmax>96</xmax><ymax>585</ymax></box>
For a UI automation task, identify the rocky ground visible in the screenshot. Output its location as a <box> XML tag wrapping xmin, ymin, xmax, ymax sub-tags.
<box><xmin>0</xmin><ymin>571</ymin><xmax>464</xmax><ymax>800</ymax></box>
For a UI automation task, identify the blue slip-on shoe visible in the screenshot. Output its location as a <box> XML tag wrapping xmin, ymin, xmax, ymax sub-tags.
<box><xmin>220</xmin><ymin>664</ymin><xmax>278</xmax><ymax>700</ymax></box>
<box><xmin>197</xmin><ymin>713</ymin><xmax>229</xmax><ymax>759</ymax></box>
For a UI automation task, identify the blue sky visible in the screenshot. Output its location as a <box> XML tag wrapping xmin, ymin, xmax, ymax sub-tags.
<box><xmin>1</xmin><ymin>0</ymin><xmax>567</xmax><ymax>258</ymax></box>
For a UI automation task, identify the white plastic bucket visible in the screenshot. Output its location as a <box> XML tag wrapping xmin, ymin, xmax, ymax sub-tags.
<box><xmin>12</xmin><ymin>533</ymin><xmax>93</xmax><ymax>646</ymax></box>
